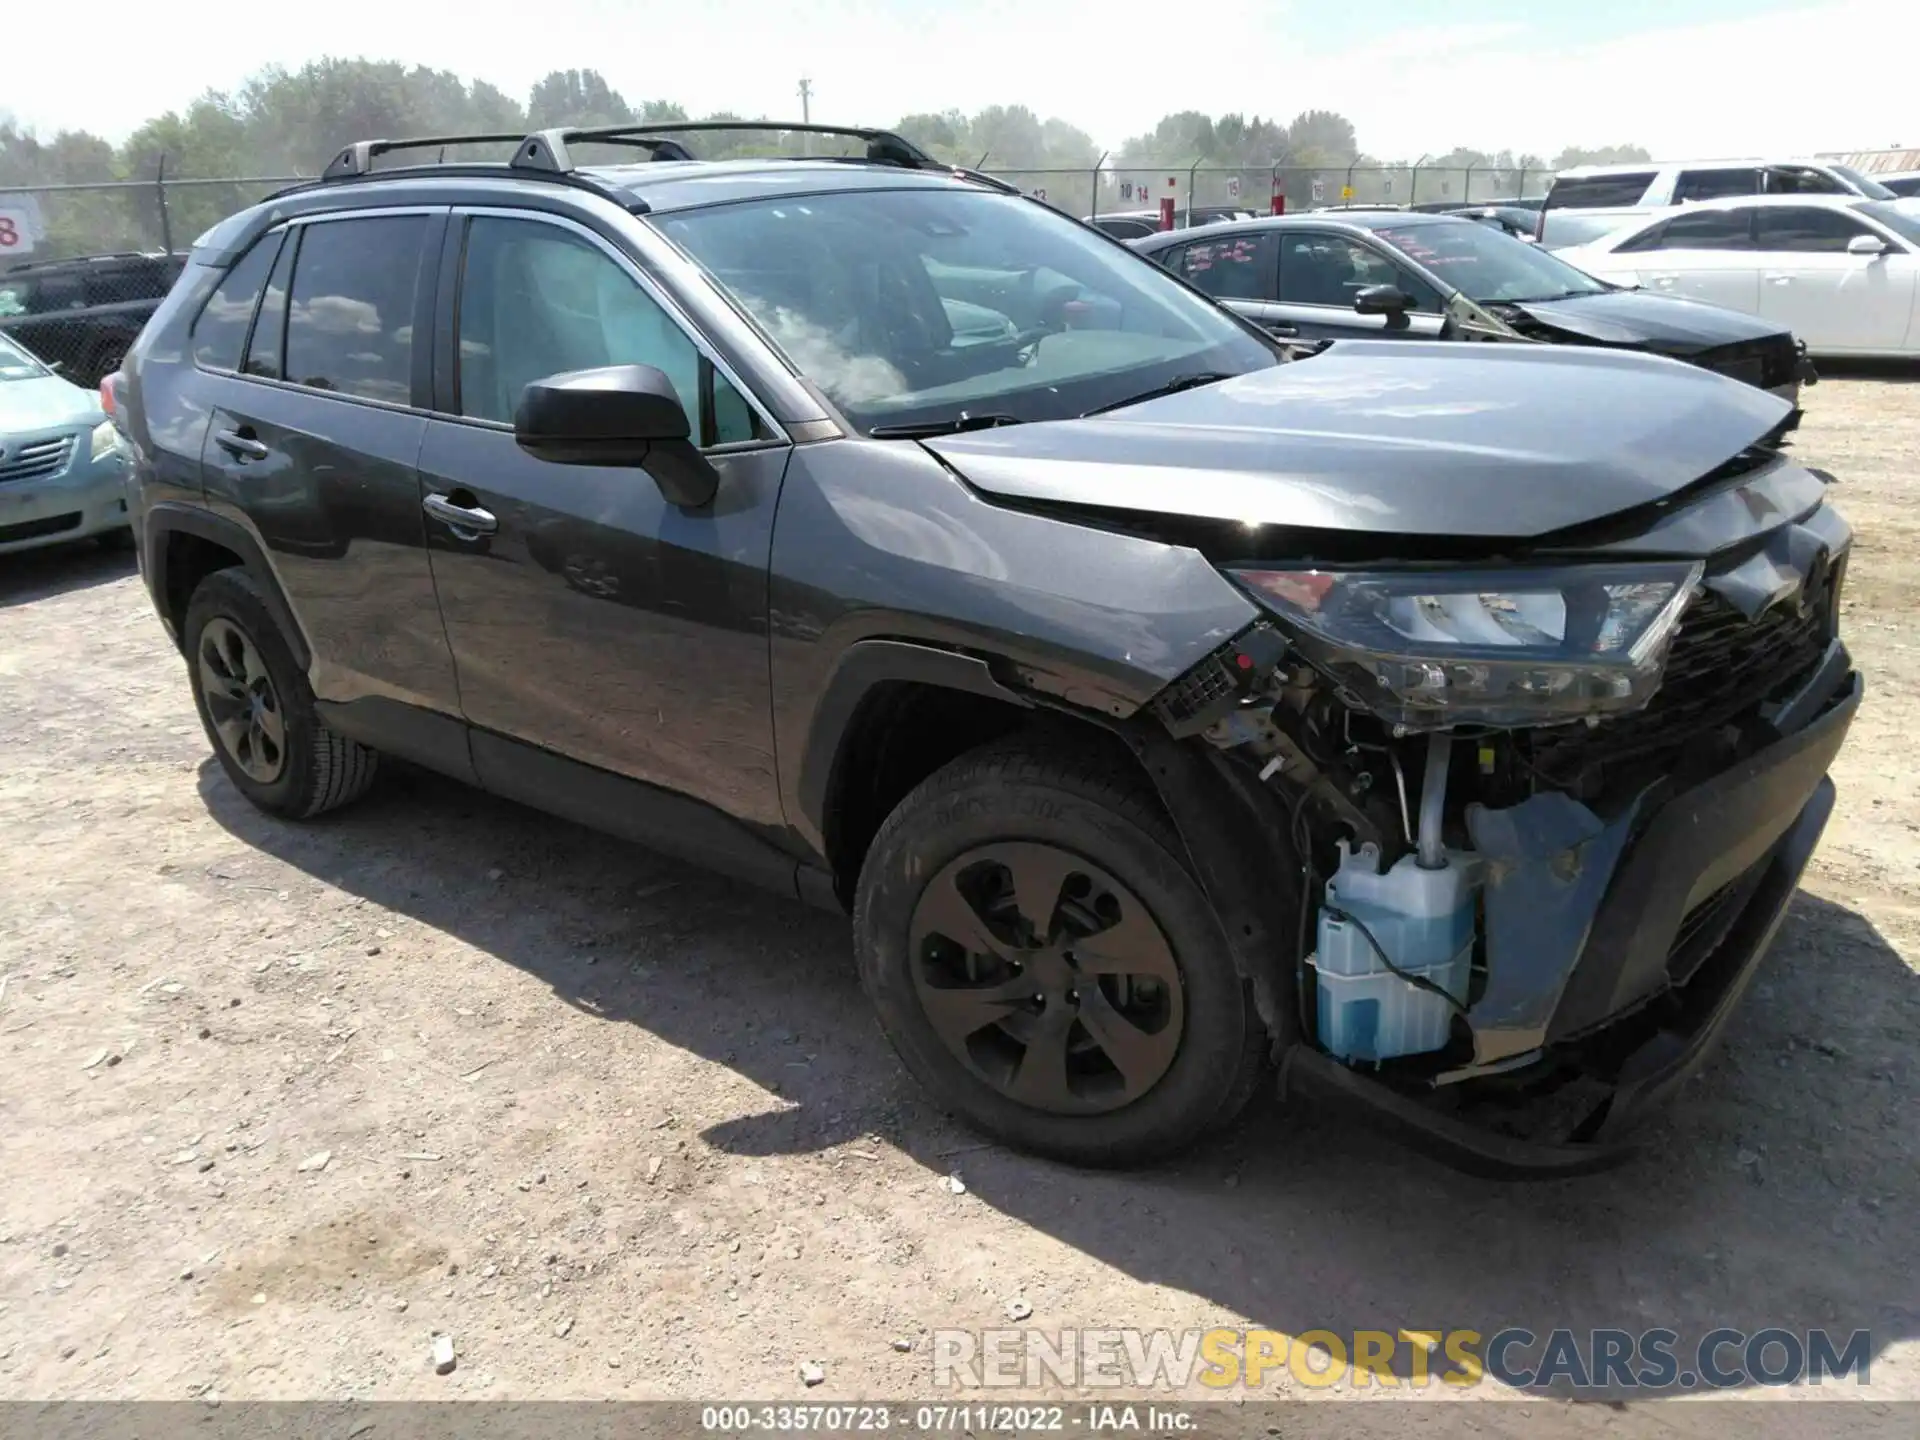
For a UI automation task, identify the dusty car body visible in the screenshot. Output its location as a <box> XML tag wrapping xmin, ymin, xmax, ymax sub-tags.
<box><xmin>119</xmin><ymin>122</ymin><xmax>1857</xmax><ymax>1176</ymax></box>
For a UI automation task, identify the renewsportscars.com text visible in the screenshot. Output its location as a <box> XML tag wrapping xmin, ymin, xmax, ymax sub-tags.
<box><xmin>932</xmin><ymin>1326</ymin><xmax>1873</xmax><ymax>1391</ymax></box>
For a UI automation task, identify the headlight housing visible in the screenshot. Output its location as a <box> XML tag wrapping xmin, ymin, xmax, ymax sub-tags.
<box><xmin>89</xmin><ymin>419</ymin><xmax>121</xmax><ymax>462</ymax></box>
<box><xmin>1233</xmin><ymin>561</ymin><xmax>1703</xmax><ymax>730</ymax></box>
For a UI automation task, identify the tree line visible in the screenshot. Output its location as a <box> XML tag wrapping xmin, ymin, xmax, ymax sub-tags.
<box><xmin>0</xmin><ymin>59</ymin><xmax>1650</xmax><ymax>256</ymax></box>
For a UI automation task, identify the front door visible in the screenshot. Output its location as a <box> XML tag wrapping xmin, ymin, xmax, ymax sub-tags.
<box><xmin>1752</xmin><ymin>206</ymin><xmax>1916</xmax><ymax>353</ymax></box>
<box><xmin>1269</xmin><ymin>231</ymin><xmax>1448</xmax><ymax>341</ymax></box>
<box><xmin>417</xmin><ymin>211</ymin><xmax>792</xmax><ymax>829</ymax></box>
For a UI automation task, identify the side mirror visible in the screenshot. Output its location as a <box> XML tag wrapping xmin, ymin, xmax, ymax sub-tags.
<box><xmin>1846</xmin><ymin>233</ymin><xmax>1887</xmax><ymax>256</ymax></box>
<box><xmin>514</xmin><ymin>364</ymin><xmax>718</xmax><ymax>507</ymax></box>
<box><xmin>1353</xmin><ymin>284</ymin><xmax>1413</xmax><ymax>329</ymax></box>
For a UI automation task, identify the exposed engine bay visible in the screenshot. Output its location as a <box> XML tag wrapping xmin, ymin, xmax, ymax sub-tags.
<box><xmin>1136</xmin><ymin>453</ymin><xmax>1857</xmax><ymax>1156</ymax></box>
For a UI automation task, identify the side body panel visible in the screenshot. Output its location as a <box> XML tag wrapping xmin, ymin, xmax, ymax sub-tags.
<box><xmin>766</xmin><ymin>439</ymin><xmax>1259</xmax><ymax>852</ymax></box>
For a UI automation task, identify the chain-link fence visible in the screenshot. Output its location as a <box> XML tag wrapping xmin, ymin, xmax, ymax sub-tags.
<box><xmin>0</xmin><ymin>158</ymin><xmax>1561</xmax><ymax>385</ymax></box>
<box><xmin>1</xmin><ymin>173</ymin><xmax>299</xmax><ymax>386</ymax></box>
<box><xmin>987</xmin><ymin>163</ymin><xmax>1557</xmax><ymax>220</ymax></box>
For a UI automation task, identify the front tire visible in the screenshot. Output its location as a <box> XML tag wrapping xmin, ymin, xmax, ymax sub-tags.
<box><xmin>183</xmin><ymin>567</ymin><xmax>377</xmax><ymax>818</ymax></box>
<box><xmin>854</xmin><ymin>738</ymin><xmax>1266</xmax><ymax>1167</ymax></box>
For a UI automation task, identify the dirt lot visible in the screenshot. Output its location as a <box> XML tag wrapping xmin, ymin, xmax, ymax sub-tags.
<box><xmin>1</xmin><ymin>375</ymin><xmax>1916</xmax><ymax>1408</ymax></box>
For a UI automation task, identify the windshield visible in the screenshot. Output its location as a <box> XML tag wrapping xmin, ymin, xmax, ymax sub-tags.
<box><xmin>1371</xmin><ymin>220</ymin><xmax>1610</xmax><ymax>302</ymax></box>
<box><xmin>1829</xmin><ymin>164</ymin><xmax>1896</xmax><ymax>200</ymax></box>
<box><xmin>1859</xmin><ymin>201</ymin><xmax>1920</xmax><ymax>247</ymax></box>
<box><xmin>0</xmin><ymin>331</ymin><xmax>51</xmax><ymax>382</ymax></box>
<box><xmin>654</xmin><ymin>187</ymin><xmax>1278</xmax><ymax>433</ymax></box>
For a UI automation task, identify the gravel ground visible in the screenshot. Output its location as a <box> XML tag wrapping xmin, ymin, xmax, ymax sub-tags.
<box><xmin>1</xmin><ymin>374</ymin><xmax>1915</xmax><ymax>1407</ymax></box>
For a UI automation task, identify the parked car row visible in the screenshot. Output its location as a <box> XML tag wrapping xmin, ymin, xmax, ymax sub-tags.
<box><xmin>1555</xmin><ymin>195</ymin><xmax>1920</xmax><ymax>358</ymax></box>
<box><xmin>105</xmin><ymin>120</ymin><xmax>1858</xmax><ymax>1177</ymax></box>
<box><xmin>1534</xmin><ymin>156</ymin><xmax>1914</xmax><ymax>248</ymax></box>
<box><xmin>1085</xmin><ymin>206</ymin><xmax>1259</xmax><ymax>239</ymax></box>
<box><xmin>1130</xmin><ymin>210</ymin><xmax>1813</xmax><ymax>396</ymax></box>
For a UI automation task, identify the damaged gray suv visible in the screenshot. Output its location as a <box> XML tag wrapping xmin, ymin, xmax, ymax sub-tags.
<box><xmin>119</xmin><ymin>124</ymin><xmax>1859</xmax><ymax>1176</ymax></box>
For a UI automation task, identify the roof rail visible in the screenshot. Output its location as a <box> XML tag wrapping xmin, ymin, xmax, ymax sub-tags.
<box><xmin>511</xmin><ymin>120</ymin><xmax>937</xmax><ymax>175</ymax></box>
<box><xmin>305</xmin><ymin>121</ymin><xmax>1008</xmax><ymax>204</ymax></box>
<box><xmin>322</xmin><ymin>133</ymin><xmax>526</xmax><ymax>180</ymax></box>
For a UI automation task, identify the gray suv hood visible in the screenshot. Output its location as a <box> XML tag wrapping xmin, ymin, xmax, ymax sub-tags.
<box><xmin>925</xmin><ymin>340</ymin><xmax>1793</xmax><ymax>540</ymax></box>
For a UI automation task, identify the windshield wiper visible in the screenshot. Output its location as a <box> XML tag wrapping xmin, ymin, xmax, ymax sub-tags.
<box><xmin>1502</xmin><ymin>290</ymin><xmax>1600</xmax><ymax>304</ymax></box>
<box><xmin>1081</xmin><ymin>371</ymin><xmax>1235</xmax><ymax>417</ymax></box>
<box><xmin>868</xmin><ymin>412</ymin><xmax>1023</xmax><ymax>440</ymax></box>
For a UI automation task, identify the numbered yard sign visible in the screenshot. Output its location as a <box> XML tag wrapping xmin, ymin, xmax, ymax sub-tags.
<box><xmin>1310</xmin><ymin>177</ymin><xmax>1325</xmax><ymax>203</ymax></box>
<box><xmin>1226</xmin><ymin>176</ymin><xmax>1241</xmax><ymax>198</ymax></box>
<box><xmin>0</xmin><ymin>196</ymin><xmax>43</xmax><ymax>257</ymax></box>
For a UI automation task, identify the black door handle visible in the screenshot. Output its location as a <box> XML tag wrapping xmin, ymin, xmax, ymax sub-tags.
<box><xmin>423</xmin><ymin>491</ymin><xmax>499</xmax><ymax>536</ymax></box>
<box><xmin>214</xmin><ymin>428</ymin><xmax>269</xmax><ymax>461</ymax></box>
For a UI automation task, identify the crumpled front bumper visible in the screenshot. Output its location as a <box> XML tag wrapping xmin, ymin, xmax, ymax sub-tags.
<box><xmin>1287</xmin><ymin>644</ymin><xmax>1860</xmax><ymax>1179</ymax></box>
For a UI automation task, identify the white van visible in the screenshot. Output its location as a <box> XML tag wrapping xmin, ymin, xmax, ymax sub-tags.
<box><xmin>1536</xmin><ymin>158</ymin><xmax>1913</xmax><ymax>247</ymax></box>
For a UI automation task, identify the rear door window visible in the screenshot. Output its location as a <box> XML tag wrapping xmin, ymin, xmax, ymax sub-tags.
<box><xmin>1543</xmin><ymin>172</ymin><xmax>1656</xmax><ymax>210</ymax></box>
<box><xmin>282</xmin><ymin>215</ymin><xmax>427</xmax><ymax>405</ymax></box>
<box><xmin>191</xmin><ymin>233</ymin><xmax>282</xmax><ymax>372</ymax></box>
<box><xmin>1755</xmin><ymin>207</ymin><xmax>1875</xmax><ymax>252</ymax></box>
<box><xmin>1167</xmin><ymin>233</ymin><xmax>1277</xmax><ymax>301</ymax></box>
<box><xmin>1645</xmin><ymin>208</ymin><xmax>1755</xmax><ymax>251</ymax></box>
<box><xmin>244</xmin><ymin>231</ymin><xmax>297</xmax><ymax>380</ymax></box>
<box><xmin>1673</xmin><ymin>167</ymin><xmax>1761</xmax><ymax>202</ymax></box>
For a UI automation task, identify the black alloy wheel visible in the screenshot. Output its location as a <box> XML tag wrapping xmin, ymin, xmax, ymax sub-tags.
<box><xmin>197</xmin><ymin>615</ymin><xmax>286</xmax><ymax>784</ymax></box>
<box><xmin>909</xmin><ymin>842</ymin><xmax>1185</xmax><ymax>1115</ymax></box>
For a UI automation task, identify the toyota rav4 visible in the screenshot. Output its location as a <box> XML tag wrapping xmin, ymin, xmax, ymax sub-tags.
<box><xmin>118</xmin><ymin>123</ymin><xmax>1860</xmax><ymax>1175</ymax></box>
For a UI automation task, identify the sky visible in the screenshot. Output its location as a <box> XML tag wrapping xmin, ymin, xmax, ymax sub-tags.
<box><xmin>7</xmin><ymin>0</ymin><xmax>1913</xmax><ymax>161</ymax></box>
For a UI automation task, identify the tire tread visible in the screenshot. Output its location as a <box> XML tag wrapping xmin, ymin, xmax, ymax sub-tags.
<box><xmin>185</xmin><ymin>567</ymin><xmax>378</xmax><ymax>820</ymax></box>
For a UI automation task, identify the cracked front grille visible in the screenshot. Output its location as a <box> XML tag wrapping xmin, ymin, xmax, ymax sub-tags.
<box><xmin>1694</xmin><ymin>334</ymin><xmax>1799</xmax><ymax>391</ymax></box>
<box><xmin>1525</xmin><ymin>560</ymin><xmax>1838</xmax><ymax>791</ymax></box>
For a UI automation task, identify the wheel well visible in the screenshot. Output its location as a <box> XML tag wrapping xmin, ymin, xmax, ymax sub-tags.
<box><xmin>822</xmin><ymin>681</ymin><xmax>1137</xmax><ymax>905</ymax></box>
<box><xmin>161</xmin><ymin>530</ymin><xmax>243</xmax><ymax>643</ymax></box>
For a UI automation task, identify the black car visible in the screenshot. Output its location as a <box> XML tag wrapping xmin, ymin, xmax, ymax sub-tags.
<box><xmin>0</xmin><ymin>250</ymin><xmax>187</xmax><ymax>387</ymax></box>
<box><xmin>119</xmin><ymin>122</ymin><xmax>1858</xmax><ymax>1176</ymax></box>
<box><xmin>1131</xmin><ymin>212</ymin><xmax>1815</xmax><ymax>401</ymax></box>
<box><xmin>1087</xmin><ymin>206</ymin><xmax>1258</xmax><ymax>239</ymax></box>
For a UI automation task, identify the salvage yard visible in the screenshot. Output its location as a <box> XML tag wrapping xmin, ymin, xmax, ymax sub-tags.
<box><xmin>1</xmin><ymin>374</ymin><xmax>1916</xmax><ymax>1404</ymax></box>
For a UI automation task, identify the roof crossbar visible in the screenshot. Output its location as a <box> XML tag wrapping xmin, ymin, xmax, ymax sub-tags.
<box><xmin>511</xmin><ymin>121</ymin><xmax>938</xmax><ymax>175</ymax></box>
<box><xmin>321</xmin><ymin>133</ymin><xmax>527</xmax><ymax>181</ymax></box>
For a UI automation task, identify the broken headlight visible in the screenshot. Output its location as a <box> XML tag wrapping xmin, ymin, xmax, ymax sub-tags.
<box><xmin>1232</xmin><ymin>561</ymin><xmax>1703</xmax><ymax>730</ymax></box>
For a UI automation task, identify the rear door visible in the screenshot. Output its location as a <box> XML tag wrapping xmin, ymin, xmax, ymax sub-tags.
<box><xmin>1269</xmin><ymin>230</ymin><xmax>1448</xmax><ymax>340</ymax></box>
<box><xmin>417</xmin><ymin>208</ymin><xmax>792</xmax><ymax>828</ymax></box>
<box><xmin>1613</xmin><ymin>206</ymin><xmax>1761</xmax><ymax>313</ymax></box>
<box><xmin>196</xmin><ymin>207</ymin><xmax>467</xmax><ymax>751</ymax></box>
<box><xmin>1752</xmin><ymin>206</ymin><xmax>1916</xmax><ymax>353</ymax></box>
<box><xmin>1156</xmin><ymin>231</ymin><xmax>1284</xmax><ymax>332</ymax></box>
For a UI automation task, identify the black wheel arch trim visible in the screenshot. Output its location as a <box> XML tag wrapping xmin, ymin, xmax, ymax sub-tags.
<box><xmin>144</xmin><ymin>502</ymin><xmax>312</xmax><ymax>672</ymax></box>
<box><xmin>794</xmin><ymin>639</ymin><xmax>1036</xmax><ymax>856</ymax></box>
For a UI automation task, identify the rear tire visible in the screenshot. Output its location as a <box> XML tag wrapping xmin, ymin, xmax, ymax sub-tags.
<box><xmin>183</xmin><ymin>567</ymin><xmax>377</xmax><ymax>818</ymax></box>
<box><xmin>854</xmin><ymin>737</ymin><xmax>1266</xmax><ymax>1167</ymax></box>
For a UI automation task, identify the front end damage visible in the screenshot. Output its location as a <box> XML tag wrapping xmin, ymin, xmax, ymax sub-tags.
<box><xmin>1126</xmin><ymin>455</ymin><xmax>1860</xmax><ymax>1177</ymax></box>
